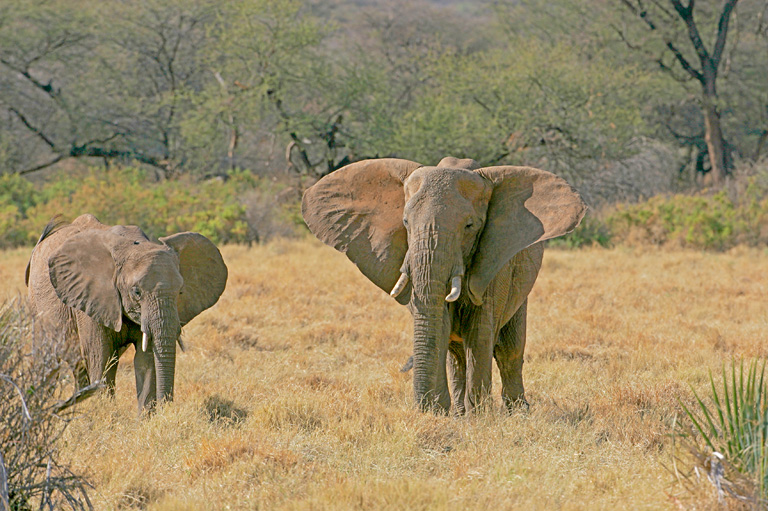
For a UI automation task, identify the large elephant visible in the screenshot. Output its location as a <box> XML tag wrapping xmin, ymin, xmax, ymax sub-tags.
<box><xmin>302</xmin><ymin>157</ymin><xmax>586</xmax><ymax>413</ymax></box>
<box><xmin>25</xmin><ymin>214</ymin><xmax>228</xmax><ymax>412</ymax></box>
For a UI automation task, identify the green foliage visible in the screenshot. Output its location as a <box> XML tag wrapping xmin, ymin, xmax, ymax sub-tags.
<box><xmin>548</xmin><ymin>216</ymin><xmax>612</xmax><ymax>249</ymax></box>
<box><xmin>605</xmin><ymin>186</ymin><xmax>768</xmax><ymax>251</ymax></box>
<box><xmin>345</xmin><ymin>38</ymin><xmax>652</xmax><ymax>171</ymax></box>
<box><xmin>678</xmin><ymin>360</ymin><xmax>768</xmax><ymax>501</ymax></box>
<box><xmin>0</xmin><ymin>167</ymin><xmax>302</xmax><ymax>249</ymax></box>
<box><xmin>0</xmin><ymin>174</ymin><xmax>38</xmax><ymax>247</ymax></box>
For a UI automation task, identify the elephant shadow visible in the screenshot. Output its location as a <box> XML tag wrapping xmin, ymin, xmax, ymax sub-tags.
<box><xmin>203</xmin><ymin>395</ymin><xmax>248</xmax><ymax>425</ymax></box>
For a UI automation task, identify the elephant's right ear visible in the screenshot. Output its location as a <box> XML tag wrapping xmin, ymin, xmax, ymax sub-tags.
<box><xmin>48</xmin><ymin>231</ymin><xmax>122</xmax><ymax>332</ymax></box>
<box><xmin>302</xmin><ymin>158</ymin><xmax>422</xmax><ymax>304</ymax></box>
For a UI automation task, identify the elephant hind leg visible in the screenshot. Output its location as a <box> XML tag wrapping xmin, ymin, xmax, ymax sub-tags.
<box><xmin>447</xmin><ymin>340</ymin><xmax>466</xmax><ymax>415</ymax></box>
<box><xmin>495</xmin><ymin>299</ymin><xmax>528</xmax><ymax>412</ymax></box>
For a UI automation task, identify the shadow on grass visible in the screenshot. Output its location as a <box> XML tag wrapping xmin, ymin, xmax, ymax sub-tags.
<box><xmin>203</xmin><ymin>395</ymin><xmax>248</xmax><ymax>425</ymax></box>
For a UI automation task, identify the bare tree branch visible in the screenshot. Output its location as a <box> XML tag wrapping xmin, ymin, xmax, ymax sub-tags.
<box><xmin>670</xmin><ymin>0</ymin><xmax>711</xmax><ymax>70</ymax></box>
<box><xmin>8</xmin><ymin>108</ymin><xmax>57</xmax><ymax>149</ymax></box>
<box><xmin>665</xmin><ymin>40</ymin><xmax>704</xmax><ymax>82</ymax></box>
<box><xmin>713</xmin><ymin>0</ymin><xmax>739</xmax><ymax>65</ymax></box>
<box><xmin>16</xmin><ymin>156</ymin><xmax>66</xmax><ymax>176</ymax></box>
<box><xmin>0</xmin><ymin>374</ymin><xmax>32</xmax><ymax>422</ymax></box>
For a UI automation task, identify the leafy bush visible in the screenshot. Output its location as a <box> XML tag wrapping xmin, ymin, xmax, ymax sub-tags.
<box><xmin>0</xmin><ymin>174</ymin><xmax>39</xmax><ymax>248</ymax></box>
<box><xmin>553</xmin><ymin>162</ymin><xmax>768</xmax><ymax>251</ymax></box>
<box><xmin>675</xmin><ymin>360</ymin><xmax>768</xmax><ymax>505</ymax></box>
<box><xmin>0</xmin><ymin>300</ymin><xmax>92</xmax><ymax>510</ymax></box>
<box><xmin>0</xmin><ymin>167</ymin><xmax>305</xmax><ymax>249</ymax></box>
<box><xmin>604</xmin><ymin>187</ymin><xmax>768</xmax><ymax>251</ymax></box>
<box><xmin>549</xmin><ymin>215</ymin><xmax>612</xmax><ymax>249</ymax></box>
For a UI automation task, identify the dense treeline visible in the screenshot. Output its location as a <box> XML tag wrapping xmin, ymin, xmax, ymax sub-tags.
<box><xmin>2</xmin><ymin>0</ymin><xmax>765</xmax><ymax>178</ymax></box>
<box><xmin>0</xmin><ymin>0</ymin><xmax>767</xmax><ymax>246</ymax></box>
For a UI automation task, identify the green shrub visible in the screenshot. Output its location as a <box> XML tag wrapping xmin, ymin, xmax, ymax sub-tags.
<box><xmin>549</xmin><ymin>215</ymin><xmax>612</xmax><ymax>249</ymax></box>
<box><xmin>0</xmin><ymin>167</ymin><xmax>304</xmax><ymax>248</ymax></box>
<box><xmin>0</xmin><ymin>174</ymin><xmax>40</xmax><ymax>248</ymax></box>
<box><xmin>601</xmin><ymin>184</ymin><xmax>768</xmax><ymax>251</ymax></box>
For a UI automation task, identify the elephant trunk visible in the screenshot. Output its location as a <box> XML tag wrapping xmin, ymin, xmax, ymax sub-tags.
<box><xmin>142</xmin><ymin>296</ymin><xmax>181</xmax><ymax>404</ymax></box>
<box><xmin>408</xmin><ymin>229</ymin><xmax>457</xmax><ymax>413</ymax></box>
<box><xmin>412</xmin><ymin>302</ymin><xmax>450</xmax><ymax>412</ymax></box>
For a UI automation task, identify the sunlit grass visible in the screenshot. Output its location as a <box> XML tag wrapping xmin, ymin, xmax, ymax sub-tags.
<box><xmin>3</xmin><ymin>239</ymin><xmax>768</xmax><ymax>509</ymax></box>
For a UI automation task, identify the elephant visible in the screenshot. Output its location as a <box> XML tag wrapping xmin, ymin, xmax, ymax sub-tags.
<box><xmin>25</xmin><ymin>214</ymin><xmax>228</xmax><ymax>412</ymax></box>
<box><xmin>302</xmin><ymin>157</ymin><xmax>586</xmax><ymax>413</ymax></box>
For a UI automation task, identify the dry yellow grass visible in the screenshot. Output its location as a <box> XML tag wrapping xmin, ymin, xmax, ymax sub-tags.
<box><xmin>3</xmin><ymin>239</ymin><xmax>768</xmax><ymax>509</ymax></box>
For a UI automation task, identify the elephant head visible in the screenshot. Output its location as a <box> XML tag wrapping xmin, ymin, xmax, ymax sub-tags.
<box><xmin>47</xmin><ymin>228</ymin><xmax>227</xmax><ymax>405</ymax></box>
<box><xmin>302</xmin><ymin>157</ymin><xmax>586</xmax><ymax>410</ymax></box>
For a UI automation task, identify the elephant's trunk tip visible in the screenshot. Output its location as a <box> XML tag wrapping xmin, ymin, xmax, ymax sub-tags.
<box><xmin>445</xmin><ymin>275</ymin><xmax>462</xmax><ymax>302</ymax></box>
<box><xmin>390</xmin><ymin>272</ymin><xmax>409</xmax><ymax>298</ymax></box>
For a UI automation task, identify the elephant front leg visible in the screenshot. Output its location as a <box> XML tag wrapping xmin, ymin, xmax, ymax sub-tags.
<box><xmin>77</xmin><ymin>317</ymin><xmax>120</xmax><ymax>395</ymax></box>
<box><xmin>495</xmin><ymin>300</ymin><xmax>528</xmax><ymax>411</ymax></box>
<box><xmin>133</xmin><ymin>343</ymin><xmax>157</xmax><ymax>413</ymax></box>
<box><xmin>463</xmin><ymin>310</ymin><xmax>495</xmax><ymax>413</ymax></box>
<box><xmin>447</xmin><ymin>339</ymin><xmax>466</xmax><ymax>415</ymax></box>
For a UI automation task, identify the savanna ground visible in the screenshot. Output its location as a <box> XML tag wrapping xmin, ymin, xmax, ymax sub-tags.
<box><xmin>2</xmin><ymin>239</ymin><xmax>768</xmax><ymax>510</ymax></box>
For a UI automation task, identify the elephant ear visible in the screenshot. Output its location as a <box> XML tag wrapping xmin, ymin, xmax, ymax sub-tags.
<box><xmin>159</xmin><ymin>232</ymin><xmax>228</xmax><ymax>325</ymax></box>
<box><xmin>48</xmin><ymin>231</ymin><xmax>123</xmax><ymax>332</ymax></box>
<box><xmin>466</xmin><ymin>166</ymin><xmax>587</xmax><ymax>305</ymax></box>
<box><xmin>302</xmin><ymin>158</ymin><xmax>423</xmax><ymax>304</ymax></box>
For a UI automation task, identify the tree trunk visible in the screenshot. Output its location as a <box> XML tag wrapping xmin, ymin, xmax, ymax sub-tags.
<box><xmin>702</xmin><ymin>95</ymin><xmax>727</xmax><ymax>184</ymax></box>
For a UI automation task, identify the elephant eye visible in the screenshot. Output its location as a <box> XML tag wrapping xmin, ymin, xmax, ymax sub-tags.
<box><xmin>465</xmin><ymin>220</ymin><xmax>474</xmax><ymax>229</ymax></box>
<box><xmin>132</xmin><ymin>287</ymin><xmax>141</xmax><ymax>298</ymax></box>
<box><xmin>403</xmin><ymin>218</ymin><xmax>408</xmax><ymax>227</ymax></box>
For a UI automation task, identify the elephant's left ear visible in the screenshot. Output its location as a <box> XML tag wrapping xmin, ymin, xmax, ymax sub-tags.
<box><xmin>160</xmin><ymin>232</ymin><xmax>228</xmax><ymax>325</ymax></box>
<box><xmin>466</xmin><ymin>166</ymin><xmax>587</xmax><ymax>305</ymax></box>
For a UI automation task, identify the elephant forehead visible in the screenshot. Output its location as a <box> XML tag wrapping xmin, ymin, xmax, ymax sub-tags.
<box><xmin>121</xmin><ymin>247</ymin><xmax>182</xmax><ymax>286</ymax></box>
<box><xmin>405</xmin><ymin>167</ymin><xmax>489</xmax><ymax>202</ymax></box>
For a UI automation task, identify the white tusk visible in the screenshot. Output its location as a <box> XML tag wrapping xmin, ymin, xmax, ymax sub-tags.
<box><xmin>142</xmin><ymin>331</ymin><xmax>149</xmax><ymax>352</ymax></box>
<box><xmin>177</xmin><ymin>337</ymin><xmax>186</xmax><ymax>353</ymax></box>
<box><xmin>390</xmin><ymin>273</ymin><xmax>409</xmax><ymax>297</ymax></box>
<box><xmin>445</xmin><ymin>276</ymin><xmax>462</xmax><ymax>302</ymax></box>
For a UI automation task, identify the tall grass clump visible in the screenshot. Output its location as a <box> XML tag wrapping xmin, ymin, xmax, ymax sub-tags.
<box><xmin>676</xmin><ymin>360</ymin><xmax>768</xmax><ymax>505</ymax></box>
<box><xmin>0</xmin><ymin>300</ymin><xmax>93</xmax><ymax>510</ymax></box>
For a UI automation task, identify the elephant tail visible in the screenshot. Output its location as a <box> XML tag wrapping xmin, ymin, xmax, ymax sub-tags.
<box><xmin>25</xmin><ymin>215</ymin><xmax>67</xmax><ymax>286</ymax></box>
<box><xmin>400</xmin><ymin>356</ymin><xmax>414</xmax><ymax>373</ymax></box>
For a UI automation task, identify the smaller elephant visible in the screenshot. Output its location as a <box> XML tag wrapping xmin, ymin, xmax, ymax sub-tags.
<box><xmin>26</xmin><ymin>214</ymin><xmax>228</xmax><ymax>412</ymax></box>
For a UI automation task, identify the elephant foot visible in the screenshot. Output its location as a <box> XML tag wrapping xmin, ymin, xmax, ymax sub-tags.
<box><xmin>503</xmin><ymin>395</ymin><xmax>530</xmax><ymax>414</ymax></box>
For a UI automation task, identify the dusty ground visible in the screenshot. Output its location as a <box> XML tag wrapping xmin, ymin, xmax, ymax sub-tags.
<box><xmin>2</xmin><ymin>240</ymin><xmax>767</xmax><ymax>510</ymax></box>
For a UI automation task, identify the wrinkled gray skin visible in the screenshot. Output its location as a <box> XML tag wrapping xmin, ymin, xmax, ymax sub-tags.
<box><xmin>26</xmin><ymin>214</ymin><xmax>228</xmax><ymax>413</ymax></box>
<box><xmin>302</xmin><ymin>157</ymin><xmax>586</xmax><ymax>413</ymax></box>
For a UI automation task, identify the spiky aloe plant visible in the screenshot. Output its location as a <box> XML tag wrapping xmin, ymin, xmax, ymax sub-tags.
<box><xmin>680</xmin><ymin>359</ymin><xmax>768</xmax><ymax>500</ymax></box>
